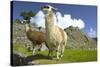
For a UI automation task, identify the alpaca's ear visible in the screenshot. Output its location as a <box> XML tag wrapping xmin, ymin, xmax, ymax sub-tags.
<box><xmin>41</xmin><ymin>7</ymin><xmax>43</xmax><ymax>10</ymax></box>
<box><xmin>52</xmin><ymin>8</ymin><xmax>57</xmax><ymax>12</ymax></box>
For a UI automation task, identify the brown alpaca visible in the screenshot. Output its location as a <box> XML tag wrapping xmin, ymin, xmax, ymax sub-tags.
<box><xmin>25</xmin><ymin>23</ymin><xmax>48</xmax><ymax>54</ymax></box>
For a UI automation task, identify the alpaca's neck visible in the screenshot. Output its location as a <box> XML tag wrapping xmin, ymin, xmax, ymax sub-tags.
<box><xmin>45</xmin><ymin>11</ymin><xmax>56</xmax><ymax>33</ymax></box>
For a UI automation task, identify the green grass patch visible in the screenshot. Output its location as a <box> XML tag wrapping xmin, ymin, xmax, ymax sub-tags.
<box><xmin>13</xmin><ymin>43</ymin><xmax>32</xmax><ymax>56</ymax></box>
<box><xmin>12</xmin><ymin>43</ymin><xmax>97</xmax><ymax>64</ymax></box>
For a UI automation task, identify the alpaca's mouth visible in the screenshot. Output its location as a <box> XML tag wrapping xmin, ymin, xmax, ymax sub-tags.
<box><xmin>42</xmin><ymin>8</ymin><xmax>49</xmax><ymax>14</ymax></box>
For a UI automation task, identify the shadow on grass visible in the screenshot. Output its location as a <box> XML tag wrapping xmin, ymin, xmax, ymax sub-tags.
<box><xmin>11</xmin><ymin>53</ymin><xmax>52</xmax><ymax>66</ymax></box>
<box><xmin>25</xmin><ymin>54</ymin><xmax>52</xmax><ymax>61</ymax></box>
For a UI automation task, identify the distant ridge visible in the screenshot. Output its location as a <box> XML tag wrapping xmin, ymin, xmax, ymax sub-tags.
<box><xmin>64</xmin><ymin>26</ymin><xmax>97</xmax><ymax>50</ymax></box>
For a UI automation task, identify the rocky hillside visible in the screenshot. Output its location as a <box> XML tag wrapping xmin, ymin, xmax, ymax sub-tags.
<box><xmin>12</xmin><ymin>23</ymin><xmax>97</xmax><ymax>50</ymax></box>
<box><xmin>13</xmin><ymin>23</ymin><xmax>29</xmax><ymax>44</ymax></box>
<box><xmin>64</xmin><ymin>26</ymin><xmax>97</xmax><ymax>49</ymax></box>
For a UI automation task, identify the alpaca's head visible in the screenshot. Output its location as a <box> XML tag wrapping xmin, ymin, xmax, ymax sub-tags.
<box><xmin>25</xmin><ymin>23</ymin><xmax>31</xmax><ymax>32</ymax></box>
<box><xmin>41</xmin><ymin>5</ymin><xmax>57</xmax><ymax>15</ymax></box>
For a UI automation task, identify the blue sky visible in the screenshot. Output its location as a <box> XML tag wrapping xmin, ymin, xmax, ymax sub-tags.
<box><xmin>11</xmin><ymin>1</ymin><xmax>97</xmax><ymax>38</ymax></box>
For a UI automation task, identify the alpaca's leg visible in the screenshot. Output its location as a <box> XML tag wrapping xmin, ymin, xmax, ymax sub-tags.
<box><xmin>32</xmin><ymin>49</ymin><xmax>35</xmax><ymax>55</ymax></box>
<box><xmin>48</xmin><ymin>48</ymin><xmax>51</xmax><ymax>56</ymax></box>
<box><xmin>48</xmin><ymin>50</ymin><xmax>52</xmax><ymax>56</ymax></box>
<box><xmin>48</xmin><ymin>50</ymin><xmax>50</xmax><ymax>56</ymax></box>
<box><xmin>32</xmin><ymin>46</ymin><xmax>36</xmax><ymax>55</ymax></box>
<box><xmin>56</xmin><ymin>45</ymin><xmax>60</xmax><ymax>60</ymax></box>
<box><xmin>51</xmin><ymin>50</ymin><xmax>55</xmax><ymax>57</ymax></box>
<box><xmin>60</xmin><ymin>45</ymin><xmax>65</xmax><ymax>58</ymax></box>
<box><xmin>45</xmin><ymin>42</ymin><xmax>51</xmax><ymax>56</ymax></box>
<box><xmin>60</xmin><ymin>40</ymin><xmax>66</xmax><ymax>58</ymax></box>
<box><xmin>38</xmin><ymin>44</ymin><xmax>42</xmax><ymax>51</ymax></box>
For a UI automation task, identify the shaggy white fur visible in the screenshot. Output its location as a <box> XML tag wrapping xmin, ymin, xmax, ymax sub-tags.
<box><xmin>42</xmin><ymin>5</ymin><xmax>67</xmax><ymax>59</ymax></box>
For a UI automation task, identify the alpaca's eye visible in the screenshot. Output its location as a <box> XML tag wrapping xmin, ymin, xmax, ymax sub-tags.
<box><xmin>44</xmin><ymin>6</ymin><xmax>49</xmax><ymax>9</ymax></box>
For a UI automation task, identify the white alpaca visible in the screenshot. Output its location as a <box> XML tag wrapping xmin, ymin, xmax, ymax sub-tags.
<box><xmin>41</xmin><ymin>5</ymin><xmax>67</xmax><ymax>59</ymax></box>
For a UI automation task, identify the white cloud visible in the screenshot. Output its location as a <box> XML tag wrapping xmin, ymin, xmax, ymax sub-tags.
<box><xmin>30</xmin><ymin>11</ymin><xmax>85</xmax><ymax>29</ymax></box>
<box><xmin>87</xmin><ymin>28</ymin><xmax>97</xmax><ymax>37</ymax></box>
<box><xmin>30</xmin><ymin>11</ymin><xmax>45</xmax><ymax>28</ymax></box>
<box><xmin>56</xmin><ymin>12</ymin><xmax>85</xmax><ymax>29</ymax></box>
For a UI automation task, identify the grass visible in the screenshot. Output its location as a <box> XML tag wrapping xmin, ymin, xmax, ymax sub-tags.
<box><xmin>12</xmin><ymin>43</ymin><xmax>97</xmax><ymax>65</ymax></box>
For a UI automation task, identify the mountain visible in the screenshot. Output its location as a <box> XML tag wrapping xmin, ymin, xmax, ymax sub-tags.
<box><xmin>64</xmin><ymin>26</ymin><xmax>97</xmax><ymax>50</ymax></box>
